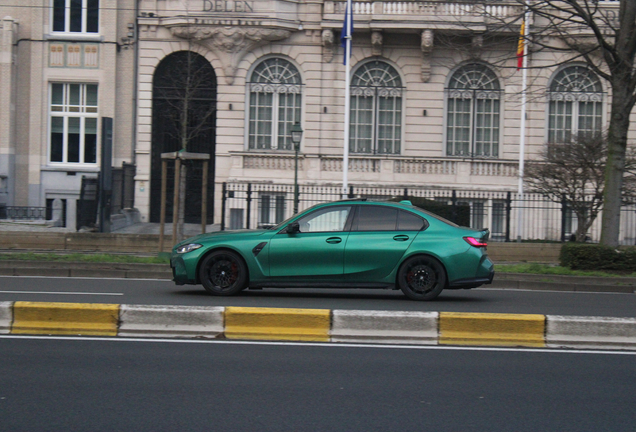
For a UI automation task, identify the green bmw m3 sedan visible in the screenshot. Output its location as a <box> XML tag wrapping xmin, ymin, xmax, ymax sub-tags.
<box><xmin>170</xmin><ymin>199</ymin><xmax>494</xmax><ymax>301</ymax></box>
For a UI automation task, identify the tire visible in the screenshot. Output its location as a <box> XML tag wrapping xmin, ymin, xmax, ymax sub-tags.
<box><xmin>397</xmin><ymin>255</ymin><xmax>446</xmax><ymax>301</ymax></box>
<box><xmin>198</xmin><ymin>250</ymin><xmax>248</xmax><ymax>296</ymax></box>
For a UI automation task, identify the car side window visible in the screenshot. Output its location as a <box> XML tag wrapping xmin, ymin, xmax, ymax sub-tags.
<box><xmin>353</xmin><ymin>206</ymin><xmax>398</xmax><ymax>231</ymax></box>
<box><xmin>296</xmin><ymin>206</ymin><xmax>352</xmax><ymax>233</ymax></box>
<box><xmin>398</xmin><ymin>210</ymin><xmax>427</xmax><ymax>231</ymax></box>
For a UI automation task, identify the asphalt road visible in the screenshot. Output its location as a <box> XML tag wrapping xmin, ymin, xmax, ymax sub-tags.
<box><xmin>1</xmin><ymin>337</ymin><xmax>634</xmax><ymax>431</ymax></box>
<box><xmin>1</xmin><ymin>276</ymin><xmax>636</xmax><ymax>316</ymax></box>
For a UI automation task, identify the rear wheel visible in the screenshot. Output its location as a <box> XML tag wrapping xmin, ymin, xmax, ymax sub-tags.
<box><xmin>398</xmin><ymin>255</ymin><xmax>446</xmax><ymax>301</ymax></box>
<box><xmin>198</xmin><ymin>250</ymin><xmax>248</xmax><ymax>296</ymax></box>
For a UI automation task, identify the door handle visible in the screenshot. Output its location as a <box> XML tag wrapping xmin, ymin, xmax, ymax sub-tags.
<box><xmin>326</xmin><ymin>237</ymin><xmax>342</xmax><ymax>244</ymax></box>
<box><xmin>393</xmin><ymin>235</ymin><xmax>409</xmax><ymax>241</ymax></box>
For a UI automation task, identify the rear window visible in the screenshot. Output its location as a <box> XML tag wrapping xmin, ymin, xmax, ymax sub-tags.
<box><xmin>414</xmin><ymin>206</ymin><xmax>459</xmax><ymax>227</ymax></box>
<box><xmin>354</xmin><ymin>206</ymin><xmax>398</xmax><ymax>231</ymax></box>
<box><xmin>398</xmin><ymin>210</ymin><xmax>426</xmax><ymax>231</ymax></box>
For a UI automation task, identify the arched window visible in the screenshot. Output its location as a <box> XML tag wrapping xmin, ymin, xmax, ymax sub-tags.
<box><xmin>350</xmin><ymin>61</ymin><xmax>403</xmax><ymax>154</ymax></box>
<box><xmin>446</xmin><ymin>63</ymin><xmax>501</xmax><ymax>157</ymax></box>
<box><xmin>547</xmin><ymin>65</ymin><xmax>603</xmax><ymax>142</ymax></box>
<box><xmin>248</xmin><ymin>58</ymin><xmax>302</xmax><ymax>150</ymax></box>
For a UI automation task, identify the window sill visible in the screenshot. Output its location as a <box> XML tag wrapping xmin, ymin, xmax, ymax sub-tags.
<box><xmin>45</xmin><ymin>33</ymin><xmax>103</xmax><ymax>42</ymax></box>
<box><xmin>42</xmin><ymin>165</ymin><xmax>100</xmax><ymax>173</ymax></box>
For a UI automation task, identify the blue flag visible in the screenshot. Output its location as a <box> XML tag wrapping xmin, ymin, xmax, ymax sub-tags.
<box><xmin>340</xmin><ymin>0</ymin><xmax>353</xmax><ymax>65</ymax></box>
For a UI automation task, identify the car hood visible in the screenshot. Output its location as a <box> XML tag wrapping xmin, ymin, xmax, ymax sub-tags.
<box><xmin>176</xmin><ymin>229</ymin><xmax>270</xmax><ymax>247</ymax></box>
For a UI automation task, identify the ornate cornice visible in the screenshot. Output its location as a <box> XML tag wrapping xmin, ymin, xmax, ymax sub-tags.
<box><xmin>170</xmin><ymin>26</ymin><xmax>291</xmax><ymax>84</ymax></box>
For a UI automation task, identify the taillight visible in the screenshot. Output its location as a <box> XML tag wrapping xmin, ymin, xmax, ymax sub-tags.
<box><xmin>464</xmin><ymin>236</ymin><xmax>487</xmax><ymax>247</ymax></box>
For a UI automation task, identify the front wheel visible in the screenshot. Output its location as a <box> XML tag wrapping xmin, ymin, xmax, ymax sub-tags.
<box><xmin>397</xmin><ymin>256</ymin><xmax>446</xmax><ymax>301</ymax></box>
<box><xmin>198</xmin><ymin>250</ymin><xmax>248</xmax><ymax>296</ymax></box>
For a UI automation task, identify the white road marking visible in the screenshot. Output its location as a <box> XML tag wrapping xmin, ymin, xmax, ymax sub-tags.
<box><xmin>477</xmin><ymin>287</ymin><xmax>634</xmax><ymax>295</ymax></box>
<box><xmin>1</xmin><ymin>335</ymin><xmax>634</xmax><ymax>356</ymax></box>
<box><xmin>0</xmin><ymin>276</ymin><xmax>170</xmax><ymax>282</ymax></box>
<box><xmin>0</xmin><ymin>290</ymin><xmax>124</xmax><ymax>296</ymax></box>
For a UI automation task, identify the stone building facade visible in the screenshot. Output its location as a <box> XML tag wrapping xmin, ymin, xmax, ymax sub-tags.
<box><xmin>0</xmin><ymin>0</ymin><xmax>629</xmax><ymax>230</ymax></box>
<box><xmin>0</xmin><ymin>0</ymin><xmax>136</xmax><ymax>228</ymax></box>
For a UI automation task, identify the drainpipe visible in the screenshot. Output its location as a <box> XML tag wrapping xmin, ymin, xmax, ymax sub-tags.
<box><xmin>131</xmin><ymin>0</ymin><xmax>140</xmax><ymax>165</ymax></box>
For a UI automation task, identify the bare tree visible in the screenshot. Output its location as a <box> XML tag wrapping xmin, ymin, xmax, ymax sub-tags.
<box><xmin>525</xmin><ymin>133</ymin><xmax>636</xmax><ymax>242</ymax></box>
<box><xmin>154</xmin><ymin>50</ymin><xmax>216</xmax><ymax>154</ymax></box>
<box><xmin>509</xmin><ymin>0</ymin><xmax>636</xmax><ymax>246</ymax></box>
<box><xmin>426</xmin><ymin>2</ymin><xmax>636</xmax><ymax>245</ymax></box>
<box><xmin>154</xmin><ymin>46</ymin><xmax>216</xmax><ymax>241</ymax></box>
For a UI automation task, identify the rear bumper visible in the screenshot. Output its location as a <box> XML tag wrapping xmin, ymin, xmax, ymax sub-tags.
<box><xmin>448</xmin><ymin>274</ymin><xmax>493</xmax><ymax>289</ymax></box>
<box><xmin>448</xmin><ymin>259</ymin><xmax>494</xmax><ymax>289</ymax></box>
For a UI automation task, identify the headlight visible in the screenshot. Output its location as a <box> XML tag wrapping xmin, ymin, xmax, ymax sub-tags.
<box><xmin>176</xmin><ymin>243</ymin><xmax>203</xmax><ymax>254</ymax></box>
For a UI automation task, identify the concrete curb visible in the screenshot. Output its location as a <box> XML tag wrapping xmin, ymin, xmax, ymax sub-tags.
<box><xmin>0</xmin><ymin>301</ymin><xmax>11</xmax><ymax>334</ymax></box>
<box><xmin>3</xmin><ymin>302</ymin><xmax>636</xmax><ymax>350</ymax></box>
<box><xmin>331</xmin><ymin>310</ymin><xmax>438</xmax><ymax>344</ymax></box>
<box><xmin>546</xmin><ymin>315</ymin><xmax>636</xmax><ymax>350</ymax></box>
<box><xmin>11</xmin><ymin>301</ymin><xmax>119</xmax><ymax>336</ymax></box>
<box><xmin>439</xmin><ymin>312</ymin><xmax>545</xmax><ymax>347</ymax></box>
<box><xmin>119</xmin><ymin>304</ymin><xmax>224</xmax><ymax>338</ymax></box>
<box><xmin>225</xmin><ymin>307</ymin><xmax>331</xmax><ymax>342</ymax></box>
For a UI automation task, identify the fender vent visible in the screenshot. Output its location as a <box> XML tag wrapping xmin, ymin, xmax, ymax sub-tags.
<box><xmin>252</xmin><ymin>242</ymin><xmax>268</xmax><ymax>256</ymax></box>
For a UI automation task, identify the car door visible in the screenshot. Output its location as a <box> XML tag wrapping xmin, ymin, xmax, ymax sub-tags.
<box><xmin>344</xmin><ymin>205</ymin><xmax>425</xmax><ymax>281</ymax></box>
<box><xmin>269</xmin><ymin>205</ymin><xmax>353</xmax><ymax>278</ymax></box>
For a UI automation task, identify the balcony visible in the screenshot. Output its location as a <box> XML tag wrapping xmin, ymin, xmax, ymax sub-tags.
<box><xmin>322</xmin><ymin>1</ymin><xmax>525</xmax><ymax>33</ymax></box>
<box><xmin>229</xmin><ymin>152</ymin><xmax>519</xmax><ymax>189</ymax></box>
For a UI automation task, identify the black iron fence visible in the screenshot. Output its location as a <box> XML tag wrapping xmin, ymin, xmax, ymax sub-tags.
<box><xmin>220</xmin><ymin>182</ymin><xmax>636</xmax><ymax>245</ymax></box>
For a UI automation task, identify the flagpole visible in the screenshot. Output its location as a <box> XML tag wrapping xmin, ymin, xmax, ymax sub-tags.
<box><xmin>342</xmin><ymin>0</ymin><xmax>352</xmax><ymax>198</ymax></box>
<box><xmin>517</xmin><ymin>4</ymin><xmax>529</xmax><ymax>242</ymax></box>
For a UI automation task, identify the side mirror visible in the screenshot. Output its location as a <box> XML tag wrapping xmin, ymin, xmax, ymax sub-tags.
<box><xmin>286</xmin><ymin>222</ymin><xmax>300</xmax><ymax>234</ymax></box>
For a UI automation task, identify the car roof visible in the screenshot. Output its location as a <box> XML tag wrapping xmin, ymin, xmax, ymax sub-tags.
<box><xmin>327</xmin><ymin>198</ymin><xmax>413</xmax><ymax>207</ymax></box>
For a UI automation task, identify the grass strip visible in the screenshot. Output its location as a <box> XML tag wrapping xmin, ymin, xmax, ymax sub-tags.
<box><xmin>497</xmin><ymin>263</ymin><xmax>636</xmax><ymax>278</ymax></box>
<box><xmin>0</xmin><ymin>252</ymin><xmax>169</xmax><ymax>264</ymax></box>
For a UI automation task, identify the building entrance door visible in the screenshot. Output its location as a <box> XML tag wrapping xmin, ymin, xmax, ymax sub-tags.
<box><xmin>150</xmin><ymin>51</ymin><xmax>217</xmax><ymax>224</ymax></box>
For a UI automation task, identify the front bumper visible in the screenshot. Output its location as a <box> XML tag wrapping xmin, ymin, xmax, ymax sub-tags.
<box><xmin>171</xmin><ymin>255</ymin><xmax>192</xmax><ymax>285</ymax></box>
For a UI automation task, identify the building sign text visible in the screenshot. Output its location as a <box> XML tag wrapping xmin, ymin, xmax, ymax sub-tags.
<box><xmin>203</xmin><ymin>1</ymin><xmax>254</xmax><ymax>13</ymax></box>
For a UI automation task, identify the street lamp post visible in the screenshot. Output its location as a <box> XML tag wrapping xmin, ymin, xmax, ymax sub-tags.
<box><xmin>290</xmin><ymin>122</ymin><xmax>303</xmax><ymax>214</ymax></box>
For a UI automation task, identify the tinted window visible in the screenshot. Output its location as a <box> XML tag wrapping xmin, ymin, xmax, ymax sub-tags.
<box><xmin>355</xmin><ymin>206</ymin><xmax>398</xmax><ymax>231</ymax></box>
<box><xmin>398</xmin><ymin>210</ymin><xmax>426</xmax><ymax>231</ymax></box>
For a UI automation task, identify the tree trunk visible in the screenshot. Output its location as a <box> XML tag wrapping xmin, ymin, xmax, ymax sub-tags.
<box><xmin>177</xmin><ymin>164</ymin><xmax>187</xmax><ymax>242</ymax></box>
<box><xmin>600</xmin><ymin>78</ymin><xmax>632</xmax><ymax>247</ymax></box>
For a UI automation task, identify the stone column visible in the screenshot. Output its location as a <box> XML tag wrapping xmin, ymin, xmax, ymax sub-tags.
<box><xmin>0</xmin><ymin>17</ymin><xmax>16</xmax><ymax>206</ymax></box>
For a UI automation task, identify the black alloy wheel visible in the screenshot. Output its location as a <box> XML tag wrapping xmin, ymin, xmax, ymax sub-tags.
<box><xmin>198</xmin><ymin>250</ymin><xmax>248</xmax><ymax>295</ymax></box>
<box><xmin>398</xmin><ymin>255</ymin><xmax>446</xmax><ymax>301</ymax></box>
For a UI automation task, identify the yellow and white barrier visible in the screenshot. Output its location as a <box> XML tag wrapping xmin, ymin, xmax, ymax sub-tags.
<box><xmin>3</xmin><ymin>302</ymin><xmax>636</xmax><ymax>350</ymax></box>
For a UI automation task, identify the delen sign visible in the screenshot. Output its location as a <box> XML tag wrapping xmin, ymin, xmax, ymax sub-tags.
<box><xmin>202</xmin><ymin>1</ymin><xmax>254</xmax><ymax>13</ymax></box>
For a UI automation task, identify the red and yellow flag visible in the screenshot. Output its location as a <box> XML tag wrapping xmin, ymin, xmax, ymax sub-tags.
<box><xmin>517</xmin><ymin>20</ymin><xmax>525</xmax><ymax>70</ymax></box>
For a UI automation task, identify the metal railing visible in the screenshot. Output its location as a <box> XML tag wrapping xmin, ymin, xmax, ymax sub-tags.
<box><xmin>220</xmin><ymin>182</ymin><xmax>636</xmax><ymax>245</ymax></box>
<box><xmin>0</xmin><ymin>206</ymin><xmax>47</xmax><ymax>220</ymax></box>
